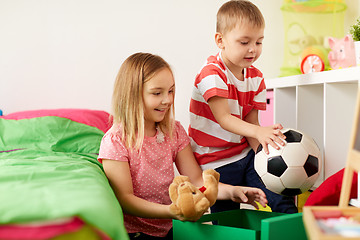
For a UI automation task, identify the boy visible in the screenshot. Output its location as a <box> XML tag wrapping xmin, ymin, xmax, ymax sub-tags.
<box><xmin>189</xmin><ymin>0</ymin><xmax>297</xmax><ymax>213</ymax></box>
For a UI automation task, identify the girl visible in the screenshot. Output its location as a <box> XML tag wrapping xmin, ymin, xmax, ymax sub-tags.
<box><xmin>98</xmin><ymin>52</ymin><xmax>267</xmax><ymax>240</ymax></box>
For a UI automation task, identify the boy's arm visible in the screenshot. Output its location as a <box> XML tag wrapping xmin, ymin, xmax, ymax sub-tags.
<box><xmin>244</xmin><ymin>108</ymin><xmax>263</xmax><ymax>152</ymax></box>
<box><xmin>208</xmin><ymin>96</ymin><xmax>259</xmax><ymax>138</ymax></box>
<box><xmin>207</xmin><ymin>96</ymin><xmax>285</xmax><ymax>154</ymax></box>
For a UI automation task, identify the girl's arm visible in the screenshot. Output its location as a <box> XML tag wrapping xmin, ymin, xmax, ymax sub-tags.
<box><xmin>102</xmin><ymin>159</ymin><xmax>176</xmax><ymax>219</ymax></box>
<box><xmin>207</xmin><ymin>96</ymin><xmax>285</xmax><ymax>154</ymax></box>
<box><xmin>174</xmin><ymin>144</ymin><xmax>203</xmax><ymax>186</ymax></box>
<box><xmin>175</xmin><ymin>144</ymin><xmax>268</xmax><ymax>209</ymax></box>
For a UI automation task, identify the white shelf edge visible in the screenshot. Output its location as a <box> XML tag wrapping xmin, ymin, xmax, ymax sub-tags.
<box><xmin>350</xmin><ymin>199</ymin><xmax>360</xmax><ymax>208</ymax></box>
<box><xmin>265</xmin><ymin>67</ymin><xmax>360</xmax><ymax>89</ymax></box>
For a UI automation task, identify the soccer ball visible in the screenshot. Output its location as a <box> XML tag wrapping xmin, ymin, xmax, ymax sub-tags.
<box><xmin>254</xmin><ymin>128</ymin><xmax>321</xmax><ymax>196</ymax></box>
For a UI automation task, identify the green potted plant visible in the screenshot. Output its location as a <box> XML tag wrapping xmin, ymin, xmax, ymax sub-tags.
<box><xmin>350</xmin><ymin>17</ymin><xmax>360</xmax><ymax>66</ymax></box>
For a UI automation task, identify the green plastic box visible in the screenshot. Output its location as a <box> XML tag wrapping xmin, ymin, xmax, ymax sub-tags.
<box><xmin>173</xmin><ymin>209</ymin><xmax>307</xmax><ymax>240</ymax></box>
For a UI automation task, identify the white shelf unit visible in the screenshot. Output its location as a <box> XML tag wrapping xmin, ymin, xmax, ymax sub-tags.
<box><xmin>265</xmin><ymin>67</ymin><xmax>360</xmax><ymax>184</ymax></box>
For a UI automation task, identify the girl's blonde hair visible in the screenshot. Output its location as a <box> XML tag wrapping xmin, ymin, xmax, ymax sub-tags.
<box><xmin>217</xmin><ymin>0</ymin><xmax>265</xmax><ymax>34</ymax></box>
<box><xmin>111</xmin><ymin>52</ymin><xmax>175</xmax><ymax>150</ymax></box>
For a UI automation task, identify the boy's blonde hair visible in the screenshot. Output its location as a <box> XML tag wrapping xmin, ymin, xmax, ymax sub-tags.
<box><xmin>111</xmin><ymin>52</ymin><xmax>175</xmax><ymax>150</ymax></box>
<box><xmin>217</xmin><ymin>0</ymin><xmax>265</xmax><ymax>34</ymax></box>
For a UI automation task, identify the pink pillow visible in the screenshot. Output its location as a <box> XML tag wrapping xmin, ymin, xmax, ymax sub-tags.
<box><xmin>305</xmin><ymin>168</ymin><xmax>358</xmax><ymax>206</ymax></box>
<box><xmin>0</xmin><ymin>217</ymin><xmax>111</xmax><ymax>240</ymax></box>
<box><xmin>2</xmin><ymin>109</ymin><xmax>112</xmax><ymax>133</ymax></box>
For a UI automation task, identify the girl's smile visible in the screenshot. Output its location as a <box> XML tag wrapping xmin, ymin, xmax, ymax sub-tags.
<box><xmin>142</xmin><ymin>68</ymin><xmax>175</xmax><ymax>133</ymax></box>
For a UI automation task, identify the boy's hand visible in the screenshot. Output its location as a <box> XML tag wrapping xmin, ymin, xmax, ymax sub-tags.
<box><xmin>229</xmin><ymin>186</ymin><xmax>268</xmax><ymax>209</ymax></box>
<box><xmin>256</xmin><ymin>124</ymin><xmax>286</xmax><ymax>154</ymax></box>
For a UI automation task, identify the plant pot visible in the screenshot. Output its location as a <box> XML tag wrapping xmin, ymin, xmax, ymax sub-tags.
<box><xmin>355</xmin><ymin>41</ymin><xmax>360</xmax><ymax>66</ymax></box>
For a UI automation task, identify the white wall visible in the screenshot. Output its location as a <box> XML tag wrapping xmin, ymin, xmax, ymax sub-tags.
<box><xmin>0</xmin><ymin>0</ymin><xmax>358</xmax><ymax>129</ymax></box>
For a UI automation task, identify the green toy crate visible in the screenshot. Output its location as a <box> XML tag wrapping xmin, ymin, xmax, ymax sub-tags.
<box><xmin>173</xmin><ymin>209</ymin><xmax>307</xmax><ymax>240</ymax></box>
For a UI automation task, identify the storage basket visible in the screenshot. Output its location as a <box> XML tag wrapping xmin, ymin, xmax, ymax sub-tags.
<box><xmin>280</xmin><ymin>0</ymin><xmax>347</xmax><ymax>77</ymax></box>
<box><xmin>173</xmin><ymin>209</ymin><xmax>306</xmax><ymax>240</ymax></box>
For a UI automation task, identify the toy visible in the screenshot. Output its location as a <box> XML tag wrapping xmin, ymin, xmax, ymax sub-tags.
<box><xmin>283</xmin><ymin>0</ymin><xmax>346</xmax><ymax>13</ymax></box>
<box><xmin>289</xmin><ymin>35</ymin><xmax>318</xmax><ymax>56</ymax></box>
<box><xmin>301</xmin><ymin>54</ymin><xmax>325</xmax><ymax>73</ymax></box>
<box><xmin>254</xmin><ymin>128</ymin><xmax>321</xmax><ymax>196</ymax></box>
<box><xmin>328</xmin><ymin>35</ymin><xmax>356</xmax><ymax>69</ymax></box>
<box><xmin>169</xmin><ymin>169</ymin><xmax>220</xmax><ymax>220</ymax></box>
<box><xmin>300</xmin><ymin>45</ymin><xmax>329</xmax><ymax>74</ymax></box>
<box><xmin>280</xmin><ymin>0</ymin><xmax>347</xmax><ymax>77</ymax></box>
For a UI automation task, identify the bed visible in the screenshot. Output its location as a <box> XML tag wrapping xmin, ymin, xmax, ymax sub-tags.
<box><xmin>0</xmin><ymin>109</ymin><xmax>129</xmax><ymax>240</ymax></box>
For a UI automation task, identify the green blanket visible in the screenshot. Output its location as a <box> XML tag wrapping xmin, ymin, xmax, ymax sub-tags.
<box><xmin>0</xmin><ymin>117</ymin><xmax>128</xmax><ymax>240</ymax></box>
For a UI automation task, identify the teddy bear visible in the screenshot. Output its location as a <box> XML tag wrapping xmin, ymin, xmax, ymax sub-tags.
<box><xmin>169</xmin><ymin>169</ymin><xmax>220</xmax><ymax>220</ymax></box>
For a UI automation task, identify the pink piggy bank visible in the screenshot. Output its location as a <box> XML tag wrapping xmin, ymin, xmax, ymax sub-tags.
<box><xmin>328</xmin><ymin>35</ymin><xmax>356</xmax><ymax>69</ymax></box>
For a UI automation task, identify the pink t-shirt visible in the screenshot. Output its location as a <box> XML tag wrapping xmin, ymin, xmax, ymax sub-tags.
<box><xmin>98</xmin><ymin>121</ymin><xmax>190</xmax><ymax>237</ymax></box>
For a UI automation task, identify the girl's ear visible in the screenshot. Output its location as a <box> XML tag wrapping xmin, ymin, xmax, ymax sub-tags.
<box><xmin>215</xmin><ymin>32</ymin><xmax>225</xmax><ymax>49</ymax></box>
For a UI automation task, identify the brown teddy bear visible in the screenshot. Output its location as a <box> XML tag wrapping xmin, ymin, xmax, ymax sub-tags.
<box><xmin>169</xmin><ymin>169</ymin><xmax>220</xmax><ymax>220</ymax></box>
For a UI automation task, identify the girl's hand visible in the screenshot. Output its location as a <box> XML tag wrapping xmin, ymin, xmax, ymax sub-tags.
<box><xmin>256</xmin><ymin>124</ymin><xmax>286</xmax><ymax>154</ymax></box>
<box><xmin>168</xmin><ymin>205</ymin><xmax>205</xmax><ymax>222</ymax></box>
<box><xmin>174</xmin><ymin>212</ymin><xmax>205</xmax><ymax>222</ymax></box>
<box><xmin>229</xmin><ymin>186</ymin><xmax>268</xmax><ymax>209</ymax></box>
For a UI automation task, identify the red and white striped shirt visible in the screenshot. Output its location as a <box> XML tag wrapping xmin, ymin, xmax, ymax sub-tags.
<box><xmin>189</xmin><ymin>53</ymin><xmax>266</xmax><ymax>169</ymax></box>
